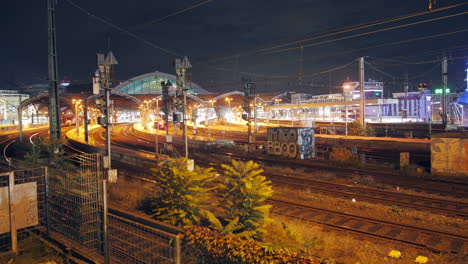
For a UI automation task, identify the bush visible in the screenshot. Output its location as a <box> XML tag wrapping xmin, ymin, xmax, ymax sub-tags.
<box><xmin>348</xmin><ymin>121</ymin><xmax>375</xmax><ymax>136</ymax></box>
<box><xmin>144</xmin><ymin>158</ymin><xmax>217</xmax><ymax>227</ymax></box>
<box><xmin>329</xmin><ymin>147</ymin><xmax>357</xmax><ymax>165</ymax></box>
<box><xmin>184</xmin><ymin>226</ymin><xmax>330</xmax><ymax>264</ymax></box>
<box><xmin>212</xmin><ymin>160</ymin><xmax>273</xmax><ymax>239</ymax></box>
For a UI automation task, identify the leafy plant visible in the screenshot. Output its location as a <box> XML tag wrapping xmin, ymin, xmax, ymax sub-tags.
<box><xmin>263</xmin><ymin>221</ymin><xmax>323</xmax><ymax>255</ymax></box>
<box><xmin>21</xmin><ymin>137</ymin><xmax>73</xmax><ymax>170</ymax></box>
<box><xmin>390</xmin><ymin>205</ymin><xmax>403</xmax><ymax>215</ymax></box>
<box><xmin>212</xmin><ymin>160</ymin><xmax>273</xmax><ymax>239</ymax></box>
<box><xmin>329</xmin><ymin>147</ymin><xmax>356</xmax><ymax>165</ymax></box>
<box><xmin>348</xmin><ymin>121</ymin><xmax>375</xmax><ymax>136</ymax></box>
<box><xmin>144</xmin><ymin>157</ymin><xmax>217</xmax><ymax>227</ymax></box>
<box><xmin>183</xmin><ymin>226</ymin><xmax>326</xmax><ymax>264</ymax></box>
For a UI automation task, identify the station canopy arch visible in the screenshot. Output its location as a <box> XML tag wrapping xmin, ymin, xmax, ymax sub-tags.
<box><xmin>114</xmin><ymin>71</ymin><xmax>211</xmax><ymax>95</ymax></box>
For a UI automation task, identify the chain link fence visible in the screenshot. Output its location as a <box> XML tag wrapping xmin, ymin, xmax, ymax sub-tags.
<box><xmin>47</xmin><ymin>152</ymin><xmax>104</xmax><ymax>253</ymax></box>
<box><xmin>2</xmin><ymin>152</ymin><xmax>183</xmax><ymax>263</ymax></box>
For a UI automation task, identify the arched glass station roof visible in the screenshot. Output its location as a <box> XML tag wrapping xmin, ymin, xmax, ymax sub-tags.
<box><xmin>114</xmin><ymin>71</ymin><xmax>211</xmax><ymax>95</ymax></box>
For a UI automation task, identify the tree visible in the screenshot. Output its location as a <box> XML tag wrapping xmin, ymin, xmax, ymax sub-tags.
<box><xmin>348</xmin><ymin>121</ymin><xmax>375</xmax><ymax>136</ymax></box>
<box><xmin>145</xmin><ymin>157</ymin><xmax>217</xmax><ymax>227</ymax></box>
<box><xmin>21</xmin><ymin>136</ymin><xmax>69</xmax><ymax>169</ymax></box>
<box><xmin>210</xmin><ymin>160</ymin><xmax>273</xmax><ymax>239</ymax></box>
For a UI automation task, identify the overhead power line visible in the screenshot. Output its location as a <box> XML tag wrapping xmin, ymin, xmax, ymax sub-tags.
<box><xmin>257</xmin><ymin>2</ymin><xmax>468</xmax><ymax>54</ymax></box>
<box><xmin>129</xmin><ymin>0</ymin><xmax>215</xmax><ymax>30</ymax></box>
<box><xmin>300</xmin><ymin>28</ymin><xmax>468</xmax><ymax>63</ymax></box>
<box><xmin>64</xmin><ymin>0</ymin><xmax>272</xmax><ymax>77</ymax></box>
<box><xmin>261</xmin><ymin>11</ymin><xmax>468</xmax><ymax>56</ymax></box>
<box><xmin>64</xmin><ymin>0</ymin><xmax>181</xmax><ymax>56</ymax></box>
<box><xmin>203</xmin><ymin>2</ymin><xmax>468</xmax><ymax>63</ymax></box>
<box><xmin>370</xmin><ymin>55</ymin><xmax>468</xmax><ymax>65</ymax></box>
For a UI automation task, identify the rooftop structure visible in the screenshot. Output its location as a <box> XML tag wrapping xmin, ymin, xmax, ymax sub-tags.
<box><xmin>114</xmin><ymin>71</ymin><xmax>211</xmax><ymax>95</ymax></box>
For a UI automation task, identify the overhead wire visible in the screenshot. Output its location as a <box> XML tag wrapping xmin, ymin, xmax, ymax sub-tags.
<box><xmin>260</xmin><ymin>11</ymin><xmax>468</xmax><ymax>56</ymax></box>
<box><xmin>365</xmin><ymin>61</ymin><xmax>395</xmax><ymax>78</ymax></box>
<box><xmin>64</xmin><ymin>0</ymin><xmax>183</xmax><ymax>56</ymax></box>
<box><xmin>63</xmin><ymin>0</ymin><xmax>468</xmax><ymax>90</ymax></box>
<box><xmin>202</xmin><ymin>2</ymin><xmax>468</xmax><ymax>63</ymax></box>
<box><xmin>129</xmin><ymin>0</ymin><xmax>215</xmax><ymax>30</ymax></box>
<box><xmin>300</xmin><ymin>28</ymin><xmax>468</xmax><ymax>62</ymax></box>
<box><xmin>257</xmin><ymin>3</ymin><xmax>468</xmax><ymax>54</ymax></box>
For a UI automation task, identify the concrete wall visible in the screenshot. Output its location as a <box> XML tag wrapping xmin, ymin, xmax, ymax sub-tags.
<box><xmin>431</xmin><ymin>137</ymin><xmax>468</xmax><ymax>177</ymax></box>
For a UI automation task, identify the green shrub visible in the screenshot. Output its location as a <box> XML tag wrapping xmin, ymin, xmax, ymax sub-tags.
<box><xmin>184</xmin><ymin>226</ymin><xmax>331</xmax><ymax>264</ymax></box>
<box><xmin>144</xmin><ymin>157</ymin><xmax>217</xmax><ymax>227</ymax></box>
<box><xmin>348</xmin><ymin>121</ymin><xmax>375</xmax><ymax>136</ymax></box>
<box><xmin>211</xmin><ymin>160</ymin><xmax>273</xmax><ymax>239</ymax></box>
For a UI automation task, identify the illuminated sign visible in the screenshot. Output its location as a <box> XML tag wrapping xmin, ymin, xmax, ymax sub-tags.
<box><xmin>434</xmin><ymin>88</ymin><xmax>450</xmax><ymax>94</ymax></box>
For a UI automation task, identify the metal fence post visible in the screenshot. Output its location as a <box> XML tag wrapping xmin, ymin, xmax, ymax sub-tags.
<box><xmin>44</xmin><ymin>167</ymin><xmax>50</xmax><ymax>234</ymax></box>
<box><xmin>103</xmin><ymin>180</ymin><xmax>110</xmax><ymax>264</ymax></box>
<box><xmin>8</xmin><ymin>171</ymin><xmax>17</xmax><ymax>253</ymax></box>
<box><xmin>175</xmin><ymin>234</ymin><xmax>182</xmax><ymax>264</ymax></box>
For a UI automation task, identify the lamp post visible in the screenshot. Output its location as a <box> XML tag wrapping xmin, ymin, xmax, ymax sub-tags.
<box><xmin>208</xmin><ymin>100</ymin><xmax>214</xmax><ymax>140</ymax></box>
<box><xmin>143</xmin><ymin>100</ymin><xmax>150</xmax><ymax>129</ymax></box>
<box><xmin>153</xmin><ymin>98</ymin><xmax>161</xmax><ymax>158</ymax></box>
<box><xmin>225</xmin><ymin>97</ymin><xmax>232</xmax><ymax>131</ymax></box>
<box><xmin>266</xmin><ymin>103</ymin><xmax>270</xmax><ymax>124</ymax></box>
<box><xmin>72</xmin><ymin>99</ymin><xmax>82</xmax><ymax>136</ymax></box>
<box><xmin>275</xmin><ymin>99</ymin><xmax>282</xmax><ymax>127</ymax></box>
<box><xmin>343</xmin><ymin>84</ymin><xmax>351</xmax><ymax>136</ymax></box>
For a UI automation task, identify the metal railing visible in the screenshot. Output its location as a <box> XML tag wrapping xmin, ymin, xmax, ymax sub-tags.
<box><xmin>108</xmin><ymin>212</ymin><xmax>182</xmax><ymax>264</ymax></box>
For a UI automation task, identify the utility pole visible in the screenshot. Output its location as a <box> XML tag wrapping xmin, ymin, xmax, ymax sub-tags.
<box><xmin>404</xmin><ymin>72</ymin><xmax>409</xmax><ymax>121</ymax></box>
<box><xmin>175</xmin><ymin>57</ymin><xmax>192</xmax><ymax>158</ymax></box>
<box><xmin>161</xmin><ymin>80</ymin><xmax>172</xmax><ymax>136</ymax></box>
<box><xmin>243</xmin><ymin>78</ymin><xmax>255</xmax><ymax>152</ymax></box>
<box><xmin>359</xmin><ymin>57</ymin><xmax>366</xmax><ymax>129</ymax></box>
<box><xmin>298</xmin><ymin>46</ymin><xmax>303</xmax><ymax>90</ymax></box>
<box><xmin>442</xmin><ymin>55</ymin><xmax>448</xmax><ymax>125</ymax></box>
<box><xmin>18</xmin><ymin>95</ymin><xmax>23</xmax><ymax>142</ymax></box>
<box><xmin>83</xmin><ymin>93</ymin><xmax>89</xmax><ymax>142</ymax></box>
<box><xmin>47</xmin><ymin>0</ymin><xmax>61</xmax><ymax>140</ymax></box>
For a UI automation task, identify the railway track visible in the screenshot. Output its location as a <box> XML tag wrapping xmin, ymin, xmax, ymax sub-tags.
<box><xmin>117</xmin><ymin>126</ymin><xmax>468</xmax><ymax>215</ymax></box>
<box><xmin>269</xmin><ymin>197</ymin><xmax>468</xmax><ymax>254</ymax></box>
<box><xmin>209</xmin><ymin>151</ymin><xmax>468</xmax><ymax>198</ymax></box>
<box><xmin>267</xmin><ymin>173</ymin><xmax>468</xmax><ymax>219</ymax></box>
<box><xmin>67</xmin><ymin>125</ymin><xmax>468</xmax><ymax>255</ymax></box>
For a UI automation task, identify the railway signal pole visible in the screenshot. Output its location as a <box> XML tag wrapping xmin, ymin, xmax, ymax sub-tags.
<box><xmin>442</xmin><ymin>56</ymin><xmax>448</xmax><ymax>125</ymax></box>
<box><xmin>243</xmin><ymin>78</ymin><xmax>255</xmax><ymax>152</ymax></box>
<box><xmin>175</xmin><ymin>56</ymin><xmax>192</xmax><ymax>158</ymax></box>
<box><xmin>359</xmin><ymin>57</ymin><xmax>366</xmax><ymax>129</ymax></box>
<box><xmin>97</xmin><ymin>52</ymin><xmax>118</xmax><ymax>179</ymax></box>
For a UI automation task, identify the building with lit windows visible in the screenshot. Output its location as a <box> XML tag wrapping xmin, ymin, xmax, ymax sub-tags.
<box><xmin>0</xmin><ymin>90</ymin><xmax>30</xmax><ymax>125</ymax></box>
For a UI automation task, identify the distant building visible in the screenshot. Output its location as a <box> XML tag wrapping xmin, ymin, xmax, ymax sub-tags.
<box><xmin>0</xmin><ymin>90</ymin><xmax>30</xmax><ymax>125</ymax></box>
<box><xmin>342</xmin><ymin>80</ymin><xmax>384</xmax><ymax>100</ymax></box>
<box><xmin>114</xmin><ymin>71</ymin><xmax>211</xmax><ymax>95</ymax></box>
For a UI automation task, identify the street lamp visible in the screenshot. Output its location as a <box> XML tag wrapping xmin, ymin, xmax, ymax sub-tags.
<box><xmin>225</xmin><ymin>97</ymin><xmax>232</xmax><ymax>131</ymax></box>
<box><xmin>208</xmin><ymin>100</ymin><xmax>214</xmax><ymax>140</ymax></box>
<box><xmin>72</xmin><ymin>99</ymin><xmax>82</xmax><ymax>136</ymax></box>
<box><xmin>275</xmin><ymin>98</ymin><xmax>282</xmax><ymax>126</ymax></box>
<box><xmin>343</xmin><ymin>84</ymin><xmax>351</xmax><ymax>136</ymax></box>
<box><xmin>153</xmin><ymin>97</ymin><xmax>161</xmax><ymax>158</ymax></box>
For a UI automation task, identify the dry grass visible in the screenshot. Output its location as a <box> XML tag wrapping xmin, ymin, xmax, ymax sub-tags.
<box><xmin>278</xmin><ymin>168</ymin><xmax>468</xmax><ymax>203</ymax></box>
<box><xmin>264</xmin><ymin>214</ymin><xmax>468</xmax><ymax>264</ymax></box>
<box><xmin>109</xmin><ymin>167</ymin><xmax>468</xmax><ymax>263</ymax></box>
<box><xmin>108</xmin><ymin>177</ymin><xmax>151</xmax><ymax>210</ymax></box>
<box><xmin>274</xmin><ymin>186</ymin><xmax>468</xmax><ymax>236</ymax></box>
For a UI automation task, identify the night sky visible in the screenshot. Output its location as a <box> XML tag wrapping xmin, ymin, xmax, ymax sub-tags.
<box><xmin>3</xmin><ymin>0</ymin><xmax>468</xmax><ymax>95</ymax></box>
